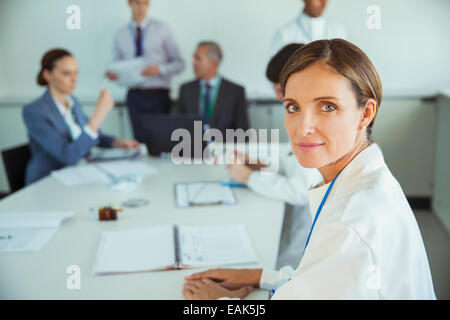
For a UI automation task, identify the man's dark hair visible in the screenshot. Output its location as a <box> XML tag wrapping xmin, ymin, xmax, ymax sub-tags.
<box><xmin>265</xmin><ymin>43</ymin><xmax>304</xmax><ymax>83</ymax></box>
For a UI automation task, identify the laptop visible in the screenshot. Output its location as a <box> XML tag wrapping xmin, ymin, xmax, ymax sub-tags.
<box><xmin>86</xmin><ymin>148</ymin><xmax>141</xmax><ymax>162</ymax></box>
<box><xmin>136</xmin><ymin>114</ymin><xmax>209</xmax><ymax>158</ymax></box>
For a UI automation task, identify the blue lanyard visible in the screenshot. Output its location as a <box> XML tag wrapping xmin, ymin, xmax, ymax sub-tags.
<box><xmin>270</xmin><ymin>171</ymin><xmax>342</xmax><ymax>298</ymax></box>
<box><xmin>303</xmin><ymin>171</ymin><xmax>342</xmax><ymax>255</ymax></box>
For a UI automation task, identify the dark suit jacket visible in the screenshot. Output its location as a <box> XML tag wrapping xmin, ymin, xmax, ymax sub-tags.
<box><xmin>177</xmin><ymin>77</ymin><xmax>249</xmax><ymax>135</ymax></box>
<box><xmin>22</xmin><ymin>90</ymin><xmax>115</xmax><ymax>185</ymax></box>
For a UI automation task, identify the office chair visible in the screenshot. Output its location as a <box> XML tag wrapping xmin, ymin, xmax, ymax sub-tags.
<box><xmin>1</xmin><ymin>143</ymin><xmax>31</xmax><ymax>193</ymax></box>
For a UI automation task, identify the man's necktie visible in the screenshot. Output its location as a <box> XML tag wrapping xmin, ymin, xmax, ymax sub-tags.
<box><xmin>204</xmin><ymin>84</ymin><xmax>212</xmax><ymax>121</ymax></box>
<box><xmin>135</xmin><ymin>26</ymin><xmax>143</xmax><ymax>57</ymax></box>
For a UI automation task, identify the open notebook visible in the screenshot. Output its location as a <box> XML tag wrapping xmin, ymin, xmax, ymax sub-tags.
<box><xmin>92</xmin><ymin>225</ymin><xmax>257</xmax><ymax>275</ymax></box>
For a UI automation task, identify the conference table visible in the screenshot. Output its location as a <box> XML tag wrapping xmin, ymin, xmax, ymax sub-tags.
<box><xmin>0</xmin><ymin>149</ymin><xmax>285</xmax><ymax>299</ymax></box>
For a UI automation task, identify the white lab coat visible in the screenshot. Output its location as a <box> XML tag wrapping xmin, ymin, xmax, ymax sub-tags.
<box><xmin>260</xmin><ymin>144</ymin><xmax>436</xmax><ymax>299</ymax></box>
<box><xmin>247</xmin><ymin>144</ymin><xmax>322</xmax><ymax>268</ymax></box>
<box><xmin>271</xmin><ymin>11</ymin><xmax>347</xmax><ymax>55</ymax></box>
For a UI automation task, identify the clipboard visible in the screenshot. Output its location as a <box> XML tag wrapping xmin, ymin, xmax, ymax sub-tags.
<box><xmin>173</xmin><ymin>181</ymin><xmax>238</xmax><ymax>208</ymax></box>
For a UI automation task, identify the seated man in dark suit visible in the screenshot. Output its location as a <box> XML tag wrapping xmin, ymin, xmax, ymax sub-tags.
<box><xmin>177</xmin><ymin>41</ymin><xmax>249</xmax><ymax>135</ymax></box>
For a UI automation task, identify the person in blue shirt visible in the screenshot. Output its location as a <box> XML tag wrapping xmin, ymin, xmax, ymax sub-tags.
<box><xmin>23</xmin><ymin>48</ymin><xmax>139</xmax><ymax>185</ymax></box>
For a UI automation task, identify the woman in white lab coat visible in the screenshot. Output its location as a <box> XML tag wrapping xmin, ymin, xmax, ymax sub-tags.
<box><xmin>182</xmin><ymin>39</ymin><xmax>436</xmax><ymax>300</ymax></box>
<box><xmin>227</xmin><ymin>43</ymin><xmax>322</xmax><ymax>269</ymax></box>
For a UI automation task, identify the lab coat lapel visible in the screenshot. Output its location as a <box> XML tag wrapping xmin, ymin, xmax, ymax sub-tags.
<box><xmin>307</xmin><ymin>144</ymin><xmax>385</xmax><ymax>220</ymax></box>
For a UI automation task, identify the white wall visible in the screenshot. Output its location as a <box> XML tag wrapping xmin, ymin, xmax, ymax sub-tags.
<box><xmin>0</xmin><ymin>0</ymin><xmax>449</xmax><ymax>100</ymax></box>
<box><xmin>0</xmin><ymin>0</ymin><xmax>448</xmax><ymax>197</ymax></box>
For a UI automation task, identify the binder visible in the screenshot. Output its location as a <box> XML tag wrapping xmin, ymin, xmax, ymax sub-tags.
<box><xmin>93</xmin><ymin>225</ymin><xmax>257</xmax><ymax>275</ymax></box>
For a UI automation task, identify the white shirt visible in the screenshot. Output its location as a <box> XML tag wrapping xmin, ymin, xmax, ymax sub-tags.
<box><xmin>260</xmin><ymin>144</ymin><xmax>436</xmax><ymax>299</ymax></box>
<box><xmin>113</xmin><ymin>17</ymin><xmax>185</xmax><ymax>89</ymax></box>
<box><xmin>271</xmin><ymin>11</ymin><xmax>347</xmax><ymax>55</ymax></box>
<box><xmin>247</xmin><ymin>145</ymin><xmax>322</xmax><ymax>268</ymax></box>
<box><xmin>52</xmin><ymin>96</ymin><xmax>98</xmax><ymax>141</ymax></box>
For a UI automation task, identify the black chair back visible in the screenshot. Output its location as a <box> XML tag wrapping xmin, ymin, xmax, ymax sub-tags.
<box><xmin>1</xmin><ymin>144</ymin><xmax>31</xmax><ymax>193</ymax></box>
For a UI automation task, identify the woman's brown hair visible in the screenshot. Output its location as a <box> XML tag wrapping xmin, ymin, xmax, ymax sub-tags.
<box><xmin>280</xmin><ymin>39</ymin><xmax>382</xmax><ymax>139</ymax></box>
<box><xmin>36</xmin><ymin>48</ymin><xmax>73</xmax><ymax>86</ymax></box>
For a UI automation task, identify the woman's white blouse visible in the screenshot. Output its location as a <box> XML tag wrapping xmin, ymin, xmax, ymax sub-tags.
<box><xmin>260</xmin><ymin>144</ymin><xmax>436</xmax><ymax>299</ymax></box>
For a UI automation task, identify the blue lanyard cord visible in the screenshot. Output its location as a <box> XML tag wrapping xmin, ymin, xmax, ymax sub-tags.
<box><xmin>270</xmin><ymin>171</ymin><xmax>341</xmax><ymax>298</ymax></box>
<box><xmin>303</xmin><ymin>171</ymin><xmax>342</xmax><ymax>254</ymax></box>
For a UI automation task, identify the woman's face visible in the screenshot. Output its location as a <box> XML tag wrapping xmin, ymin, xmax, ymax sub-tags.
<box><xmin>283</xmin><ymin>61</ymin><xmax>365</xmax><ymax>169</ymax></box>
<box><xmin>43</xmin><ymin>56</ymin><xmax>78</xmax><ymax>95</ymax></box>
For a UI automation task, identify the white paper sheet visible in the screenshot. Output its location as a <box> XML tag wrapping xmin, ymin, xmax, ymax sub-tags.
<box><xmin>0</xmin><ymin>212</ymin><xmax>75</xmax><ymax>229</ymax></box>
<box><xmin>96</xmin><ymin>160</ymin><xmax>158</xmax><ymax>177</ymax></box>
<box><xmin>106</xmin><ymin>58</ymin><xmax>147</xmax><ymax>87</ymax></box>
<box><xmin>51</xmin><ymin>162</ymin><xmax>157</xmax><ymax>187</ymax></box>
<box><xmin>51</xmin><ymin>166</ymin><xmax>109</xmax><ymax>186</ymax></box>
<box><xmin>0</xmin><ymin>211</ymin><xmax>74</xmax><ymax>252</ymax></box>
<box><xmin>93</xmin><ymin>226</ymin><xmax>176</xmax><ymax>275</ymax></box>
<box><xmin>178</xmin><ymin>225</ymin><xmax>258</xmax><ymax>267</ymax></box>
<box><xmin>0</xmin><ymin>228</ymin><xmax>58</xmax><ymax>252</ymax></box>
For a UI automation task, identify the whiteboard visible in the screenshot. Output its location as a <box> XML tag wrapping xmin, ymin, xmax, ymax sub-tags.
<box><xmin>0</xmin><ymin>0</ymin><xmax>449</xmax><ymax>100</ymax></box>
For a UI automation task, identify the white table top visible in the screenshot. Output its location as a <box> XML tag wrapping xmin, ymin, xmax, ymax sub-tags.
<box><xmin>0</xmin><ymin>157</ymin><xmax>284</xmax><ymax>299</ymax></box>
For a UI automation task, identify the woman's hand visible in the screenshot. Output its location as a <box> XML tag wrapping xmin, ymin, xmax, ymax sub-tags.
<box><xmin>88</xmin><ymin>89</ymin><xmax>115</xmax><ymax>132</ymax></box>
<box><xmin>113</xmin><ymin>139</ymin><xmax>140</xmax><ymax>149</ymax></box>
<box><xmin>105</xmin><ymin>71</ymin><xmax>119</xmax><ymax>81</ymax></box>
<box><xmin>226</xmin><ymin>163</ymin><xmax>253</xmax><ymax>185</ymax></box>
<box><xmin>183</xmin><ymin>278</ymin><xmax>253</xmax><ymax>300</ymax></box>
<box><xmin>185</xmin><ymin>268</ymin><xmax>262</xmax><ymax>290</ymax></box>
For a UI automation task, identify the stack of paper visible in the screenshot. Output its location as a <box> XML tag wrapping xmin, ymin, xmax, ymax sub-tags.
<box><xmin>0</xmin><ymin>212</ymin><xmax>74</xmax><ymax>252</ymax></box>
<box><xmin>106</xmin><ymin>57</ymin><xmax>147</xmax><ymax>87</ymax></box>
<box><xmin>51</xmin><ymin>161</ymin><xmax>158</xmax><ymax>187</ymax></box>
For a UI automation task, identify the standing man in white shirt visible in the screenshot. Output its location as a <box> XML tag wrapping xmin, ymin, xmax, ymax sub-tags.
<box><xmin>106</xmin><ymin>0</ymin><xmax>185</xmax><ymax>141</ymax></box>
<box><xmin>271</xmin><ymin>0</ymin><xmax>347</xmax><ymax>55</ymax></box>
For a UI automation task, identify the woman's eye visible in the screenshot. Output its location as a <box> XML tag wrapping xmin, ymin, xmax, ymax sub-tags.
<box><xmin>286</xmin><ymin>104</ymin><xmax>299</xmax><ymax>113</ymax></box>
<box><xmin>321</xmin><ymin>103</ymin><xmax>337</xmax><ymax>112</ymax></box>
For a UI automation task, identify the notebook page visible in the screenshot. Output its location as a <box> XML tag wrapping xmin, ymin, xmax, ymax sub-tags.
<box><xmin>93</xmin><ymin>226</ymin><xmax>176</xmax><ymax>275</ymax></box>
<box><xmin>178</xmin><ymin>225</ymin><xmax>257</xmax><ymax>267</ymax></box>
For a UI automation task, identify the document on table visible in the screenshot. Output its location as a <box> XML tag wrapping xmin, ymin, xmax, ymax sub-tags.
<box><xmin>174</xmin><ymin>182</ymin><xmax>237</xmax><ymax>208</ymax></box>
<box><xmin>106</xmin><ymin>58</ymin><xmax>147</xmax><ymax>87</ymax></box>
<box><xmin>92</xmin><ymin>225</ymin><xmax>257</xmax><ymax>275</ymax></box>
<box><xmin>86</xmin><ymin>148</ymin><xmax>142</xmax><ymax>162</ymax></box>
<box><xmin>51</xmin><ymin>161</ymin><xmax>158</xmax><ymax>187</ymax></box>
<box><xmin>96</xmin><ymin>160</ymin><xmax>158</xmax><ymax>177</ymax></box>
<box><xmin>178</xmin><ymin>225</ymin><xmax>258</xmax><ymax>267</ymax></box>
<box><xmin>93</xmin><ymin>226</ymin><xmax>176</xmax><ymax>274</ymax></box>
<box><xmin>0</xmin><ymin>211</ymin><xmax>75</xmax><ymax>252</ymax></box>
<box><xmin>51</xmin><ymin>165</ymin><xmax>109</xmax><ymax>187</ymax></box>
